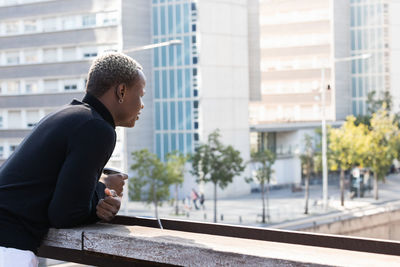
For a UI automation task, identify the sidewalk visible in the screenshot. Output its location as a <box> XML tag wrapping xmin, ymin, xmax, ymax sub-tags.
<box><xmin>123</xmin><ymin>173</ymin><xmax>400</xmax><ymax>228</ymax></box>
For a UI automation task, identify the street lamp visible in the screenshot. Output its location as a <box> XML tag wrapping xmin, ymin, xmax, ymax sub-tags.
<box><xmin>123</xmin><ymin>39</ymin><xmax>182</xmax><ymax>53</ymax></box>
<box><xmin>117</xmin><ymin>39</ymin><xmax>182</xmax><ymax>215</ymax></box>
<box><xmin>321</xmin><ymin>53</ymin><xmax>371</xmax><ymax>210</ymax></box>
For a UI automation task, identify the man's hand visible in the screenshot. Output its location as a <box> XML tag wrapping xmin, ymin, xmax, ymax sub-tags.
<box><xmin>96</xmin><ymin>188</ymin><xmax>121</xmax><ymax>221</ymax></box>
<box><xmin>101</xmin><ymin>173</ymin><xmax>128</xmax><ymax>197</ymax></box>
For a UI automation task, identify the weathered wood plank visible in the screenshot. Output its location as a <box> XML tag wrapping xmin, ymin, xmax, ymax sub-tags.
<box><xmin>42</xmin><ymin>228</ymin><xmax>82</xmax><ymax>250</ymax></box>
<box><xmin>80</xmin><ymin>224</ymin><xmax>400</xmax><ymax>267</ymax></box>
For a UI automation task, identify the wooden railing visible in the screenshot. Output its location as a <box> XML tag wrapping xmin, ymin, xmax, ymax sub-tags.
<box><xmin>37</xmin><ymin>216</ymin><xmax>400</xmax><ymax>266</ymax></box>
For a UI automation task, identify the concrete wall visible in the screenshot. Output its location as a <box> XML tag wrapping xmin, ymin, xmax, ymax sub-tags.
<box><xmin>389</xmin><ymin>1</ymin><xmax>400</xmax><ymax>113</ymax></box>
<box><xmin>302</xmin><ymin>208</ymin><xmax>400</xmax><ymax>241</ymax></box>
<box><xmin>0</xmin><ymin>0</ymin><xmax>117</xmax><ymax>20</ymax></box>
<box><xmin>273</xmin><ymin>129</ymin><xmax>316</xmax><ymax>185</ymax></box>
<box><xmin>332</xmin><ymin>0</ymin><xmax>351</xmax><ymax>120</ymax></box>
<box><xmin>198</xmin><ymin>0</ymin><xmax>251</xmax><ymax>197</ymax></box>
<box><xmin>247</xmin><ymin>0</ymin><xmax>261</xmax><ymax>102</ymax></box>
<box><xmin>122</xmin><ymin>0</ymin><xmax>154</xmax><ymax>173</ymax></box>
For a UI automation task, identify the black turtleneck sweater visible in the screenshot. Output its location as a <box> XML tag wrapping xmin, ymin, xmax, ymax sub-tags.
<box><xmin>0</xmin><ymin>93</ymin><xmax>116</xmax><ymax>253</ymax></box>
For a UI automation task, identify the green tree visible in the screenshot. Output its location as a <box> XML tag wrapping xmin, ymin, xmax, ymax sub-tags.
<box><xmin>166</xmin><ymin>151</ymin><xmax>188</xmax><ymax>215</ymax></box>
<box><xmin>130</xmin><ymin>149</ymin><xmax>172</xmax><ymax>219</ymax></box>
<box><xmin>328</xmin><ymin>116</ymin><xmax>368</xmax><ymax>206</ymax></box>
<box><xmin>365</xmin><ymin>109</ymin><xmax>400</xmax><ymax>200</ymax></box>
<box><xmin>191</xmin><ymin>129</ymin><xmax>245</xmax><ymax>223</ymax></box>
<box><xmin>299</xmin><ymin>134</ymin><xmax>315</xmax><ymax>214</ymax></box>
<box><xmin>355</xmin><ymin>90</ymin><xmax>398</xmax><ymax>127</ymax></box>
<box><xmin>247</xmin><ymin>149</ymin><xmax>276</xmax><ymax>223</ymax></box>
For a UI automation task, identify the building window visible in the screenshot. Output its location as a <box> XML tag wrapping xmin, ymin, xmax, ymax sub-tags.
<box><xmin>7</xmin><ymin>81</ymin><xmax>20</xmax><ymax>94</ymax></box>
<box><xmin>24</xmin><ymin>19</ymin><xmax>37</xmax><ymax>33</ymax></box>
<box><xmin>26</xmin><ymin>110</ymin><xmax>40</xmax><ymax>128</ymax></box>
<box><xmin>8</xmin><ymin>111</ymin><xmax>22</xmax><ymax>128</ymax></box>
<box><xmin>42</xmin><ymin>17</ymin><xmax>58</xmax><ymax>32</ymax></box>
<box><xmin>62</xmin><ymin>16</ymin><xmax>77</xmax><ymax>30</ymax></box>
<box><xmin>0</xmin><ymin>146</ymin><xmax>3</xmax><ymax>159</ymax></box>
<box><xmin>43</xmin><ymin>48</ymin><xmax>58</xmax><ymax>62</ymax></box>
<box><xmin>82</xmin><ymin>47</ymin><xmax>98</xmax><ymax>58</ymax></box>
<box><xmin>170</xmin><ymin>102</ymin><xmax>176</xmax><ymax>130</ymax></box>
<box><xmin>82</xmin><ymin>14</ymin><xmax>96</xmax><ymax>27</ymax></box>
<box><xmin>5</xmin><ymin>21</ymin><xmax>19</xmax><ymax>34</ymax></box>
<box><xmin>25</xmin><ymin>81</ymin><xmax>39</xmax><ymax>94</ymax></box>
<box><xmin>63</xmin><ymin>80</ymin><xmax>78</xmax><ymax>91</ymax></box>
<box><xmin>6</xmin><ymin>51</ymin><xmax>20</xmax><ymax>65</ymax></box>
<box><xmin>185</xmin><ymin>101</ymin><xmax>192</xmax><ymax>130</ymax></box>
<box><xmin>24</xmin><ymin>49</ymin><xmax>38</xmax><ymax>64</ymax></box>
<box><xmin>9</xmin><ymin>145</ymin><xmax>17</xmax><ymax>154</ymax></box>
<box><xmin>43</xmin><ymin>79</ymin><xmax>59</xmax><ymax>92</ymax></box>
<box><xmin>62</xmin><ymin>47</ymin><xmax>76</xmax><ymax>61</ymax></box>
<box><xmin>152</xmin><ymin>7</ymin><xmax>158</xmax><ymax>36</ymax></box>
<box><xmin>101</xmin><ymin>11</ymin><xmax>118</xmax><ymax>25</ymax></box>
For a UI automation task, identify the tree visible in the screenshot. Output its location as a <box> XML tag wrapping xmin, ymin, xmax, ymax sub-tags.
<box><xmin>328</xmin><ymin>116</ymin><xmax>368</xmax><ymax>206</ymax></box>
<box><xmin>191</xmin><ymin>129</ymin><xmax>245</xmax><ymax>223</ymax></box>
<box><xmin>165</xmin><ymin>151</ymin><xmax>188</xmax><ymax>215</ymax></box>
<box><xmin>247</xmin><ymin>149</ymin><xmax>276</xmax><ymax>223</ymax></box>
<box><xmin>299</xmin><ymin>134</ymin><xmax>315</xmax><ymax>214</ymax></box>
<box><xmin>355</xmin><ymin>90</ymin><xmax>399</xmax><ymax>127</ymax></box>
<box><xmin>365</xmin><ymin>109</ymin><xmax>400</xmax><ymax>200</ymax></box>
<box><xmin>130</xmin><ymin>149</ymin><xmax>173</xmax><ymax>219</ymax></box>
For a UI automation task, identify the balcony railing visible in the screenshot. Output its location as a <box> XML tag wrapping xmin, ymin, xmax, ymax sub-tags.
<box><xmin>37</xmin><ymin>215</ymin><xmax>400</xmax><ymax>266</ymax></box>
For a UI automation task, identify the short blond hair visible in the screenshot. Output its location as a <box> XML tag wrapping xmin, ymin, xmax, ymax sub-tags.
<box><xmin>86</xmin><ymin>52</ymin><xmax>143</xmax><ymax>97</ymax></box>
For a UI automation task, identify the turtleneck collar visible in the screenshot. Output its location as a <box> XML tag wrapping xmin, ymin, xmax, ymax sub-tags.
<box><xmin>82</xmin><ymin>93</ymin><xmax>115</xmax><ymax>129</ymax></box>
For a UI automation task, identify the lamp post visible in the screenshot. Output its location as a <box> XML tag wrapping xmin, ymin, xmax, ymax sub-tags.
<box><xmin>123</xmin><ymin>39</ymin><xmax>182</xmax><ymax>53</ymax></box>
<box><xmin>321</xmin><ymin>53</ymin><xmax>370</xmax><ymax>210</ymax></box>
<box><xmin>118</xmin><ymin>39</ymin><xmax>182</xmax><ymax>215</ymax></box>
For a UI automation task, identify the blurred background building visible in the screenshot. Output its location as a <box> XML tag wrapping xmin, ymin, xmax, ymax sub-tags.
<box><xmin>0</xmin><ymin>0</ymin><xmax>251</xmax><ymax>197</ymax></box>
<box><xmin>248</xmin><ymin>0</ymin><xmax>400</xmax><ymax>186</ymax></box>
<box><xmin>0</xmin><ymin>0</ymin><xmax>124</xmax><ymax>168</ymax></box>
<box><xmin>1</xmin><ymin>0</ymin><xmax>399</xmax><ymax>194</ymax></box>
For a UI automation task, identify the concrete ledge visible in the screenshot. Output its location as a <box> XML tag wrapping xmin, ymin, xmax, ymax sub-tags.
<box><xmin>40</xmin><ymin>223</ymin><xmax>400</xmax><ymax>266</ymax></box>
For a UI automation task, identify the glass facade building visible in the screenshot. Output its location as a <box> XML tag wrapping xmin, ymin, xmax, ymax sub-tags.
<box><xmin>151</xmin><ymin>0</ymin><xmax>198</xmax><ymax>160</ymax></box>
<box><xmin>350</xmin><ymin>0</ymin><xmax>389</xmax><ymax>115</ymax></box>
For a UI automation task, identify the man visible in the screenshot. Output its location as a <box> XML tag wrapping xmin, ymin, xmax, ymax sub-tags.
<box><xmin>0</xmin><ymin>52</ymin><xmax>146</xmax><ymax>267</ymax></box>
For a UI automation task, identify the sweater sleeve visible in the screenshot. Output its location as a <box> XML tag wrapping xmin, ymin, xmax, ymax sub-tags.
<box><xmin>47</xmin><ymin>119</ymin><xmax>115</xmax><ymax>228</ymax></box>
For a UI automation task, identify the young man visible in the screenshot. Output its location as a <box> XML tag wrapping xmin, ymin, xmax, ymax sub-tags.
<box><xmin>0</xmin><ymin>52</ymin><xmax>146</xmax><ymax>267</ymax></box>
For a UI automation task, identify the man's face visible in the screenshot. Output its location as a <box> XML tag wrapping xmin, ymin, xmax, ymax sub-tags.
<box><xmin>118</xmin><ymin>70</ymin><xmax>146</xmax><ymax>128</ymax></box>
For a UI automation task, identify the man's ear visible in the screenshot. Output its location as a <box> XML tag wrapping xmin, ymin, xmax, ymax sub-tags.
<box><xmin>116</xmin><ymin>84</ymin><xmax>126</xmax><ymax>100</ymax></box>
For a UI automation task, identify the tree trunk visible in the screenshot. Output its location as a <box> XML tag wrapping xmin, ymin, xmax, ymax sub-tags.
<box><xmin>340</xmin><ymin>169</ymin><xmax>345</xmax><ymax>206</ymax></box>
<box><xmin>154</xmin><ymin>200</ymin><xmax>159</xmax><ymax>220</ymax></box>
<box><xmin>266</xmin><ymin>181</ymin><xmax>270</xmax><ymax>223</ymax></box>
<box><xmin>261</xmin><ymin>181</ymin><xmax>265</xmax><ymax>223</ymax></box>
<box><xmin>304</xmin><ymin>173</ymin><xmax>310</xmax><ymax>214</ymax></box>
<box><xmin>175</xmin><ymin>184</ymin><xmax>179</xmax><ymax>215</ymax></box>
<box><xmin>213</xmin><ymin>182</ymin><xmax>217</xmax><ymax>223</ymax></box>
<box><xmin>153</xmin><ymin>184</ymin><xmax>159</xmax><ymax>219</ymax></box>
<box><xmin>374</xmin><ymin>173</ymin><xmax>379</xmax><ymax>200</ymax></box>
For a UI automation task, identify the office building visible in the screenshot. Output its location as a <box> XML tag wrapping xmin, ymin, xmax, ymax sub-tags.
<box><xmin>350</xmin><ymin>0</ymin><xmax>400</xmax><ymax>115</ymax></box>
<box><xmin>249</xmin><ymin>0</ymin><xmax>350</xmax><ymax>185</ymax></box>
<box><xmin>249</xmin><ymin>0</ymin><xmax>400</xmax><ymax>186</ymax></box>
<box><xmin>0</xmin><ymin>0</ymin><xmax>251</xmax><ymax>197</ymax></box>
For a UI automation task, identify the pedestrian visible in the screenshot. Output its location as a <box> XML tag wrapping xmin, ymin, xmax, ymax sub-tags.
<box><xmin>191</xmin><ymin>188</ymin><xmax>199</xmax><ymax>210</ymax></box>
<box><xmin>199</xmin><ymin>192</ymin><xmax>205</xmax><ymax>210</ymax></box>
<box><xmin>0</xmin><ymin>52</ymin><xmax>146</xmax><ymax>267</ymax></box>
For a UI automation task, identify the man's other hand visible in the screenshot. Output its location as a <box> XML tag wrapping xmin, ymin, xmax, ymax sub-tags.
<box><xmin>102</xmin><ymin>173</ymin><xmax>128</xmax><ymax>197</ymax></box>
<box><xmin>96</xmin><ymin>188</ymin><xmax>121</xmax><ymax>221</ymax></box>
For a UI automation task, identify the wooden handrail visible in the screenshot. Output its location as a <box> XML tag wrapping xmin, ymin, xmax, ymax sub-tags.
<box><xmin>37</xmin><ymin>216</ymin><xmax>400</xmax><ymax>266</ymax></box>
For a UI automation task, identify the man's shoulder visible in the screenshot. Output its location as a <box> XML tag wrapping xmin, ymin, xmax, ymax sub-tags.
<box><xmin>52</xmin><ymin>100</ymin><xmax>103</xmax><ymax>123</ymax></box>
<box><xmin>41</xmin><ymin>101</ymin><xmax>113</xmax><ymax>135</ymax></box>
